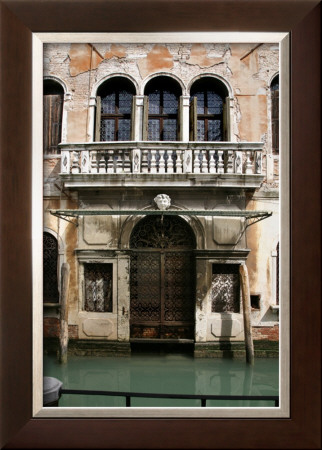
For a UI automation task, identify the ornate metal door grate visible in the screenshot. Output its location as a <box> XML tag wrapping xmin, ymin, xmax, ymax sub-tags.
<box><xmin>130</xmin><ymin>215</ymin><xmax>195</xmax><ymax>339</ymax></box>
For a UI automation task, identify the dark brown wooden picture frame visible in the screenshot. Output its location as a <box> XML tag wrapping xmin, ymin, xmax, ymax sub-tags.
<box><xmin>0</xmin><ymin>1</ymin><xmax>321</xmax><ymax>448</ymax></box>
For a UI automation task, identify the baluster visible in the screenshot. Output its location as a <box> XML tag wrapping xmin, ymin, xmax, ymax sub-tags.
<box><xmin>132</xmin><ymin>149</ymin><xmax>141</xmax><ymax>173</ymax></box>
<box><xmin>98</xmin><ymin>152</ymin><xmax>106</xmax><ymax>173</ymax></box>
<box><xmin>124</xmin><ymin>149</ymin><xmax>131</xmax><ymax>173</ymax></box>
<box><xmin>141</xmin><ymin>149</ymin><xmax>149</xmax><ymax>173</ymax></box>
<box><xmin>217</xmin><ymin>150</ymin><xmax>224</xmax><ymax>173</ymax></box>
<box><xmin>225</xmin><ymin>150</ymin><xmax>234</xmax><ymax>174</ymax></box>
<box><xmin>176</xmin><ymin>150</ymin><xmax>183</xmax><ymax>174</ymax></box>
<box><xmin>71</xmin><ymin>151</ymin><xmax>80</xmax><ymax>174</ymax></box>
<box><xmin>81</xmin><ymin>150</ymin><xmax>89</xmax><ymax>173</ymax></box>
<box><xmin>150</xmin><ymin>150</ymin><xmax>157</xmax><ymax>173</ymax></box>
<box><xmin>208</xmin><ymin>149</ymin><xmax>216</xmax><ymax>173</ymax></box>
<box><xmin>201</xmin><ymin>150</ymin><xmax>208</xmax><ymax>173</ymax></box>
<box><xmin>159</xmin><ymin>149</ymin><xmax>165</xmax><ymax>173</ymax></box>
<box><xmin>246</xmin><ymin>151</ymin><xmax>253</xmax><ymax>174</ymax></box>
<box><xmin>255</xmin><ymin>151</ymin><xmax>262</xmax><ymax>174</ymax></box>
<box><xmin>116</xmin><ymin>150</ymin><xmax>123</xmax><ymax>173</ymax></box>
<box><xmin>61</xmin><ymin>150</ymin><xmax>70</xmax><ymax>174</ymax></box>
<box><xmin>183</xmin><ymin>149</ymin><xmax>192</xmax><ymax>173</ymax></box>
<box><xmin>107</xmin><ymin>150</ymin><xmax>114</xmax><ymax>173</ymax></box>
<box><xmin>193</xmin><ymin>150</ymin><xmax>201</xmax><ymax>173</ymax></box>
<box><xmin>90</xmin><ymin>150</ymin><xmax>98</xmax><ymax>174</ymax></box>
<box><xmin>235</xmin><ymin>151</ymin><xmax>242</xmax><ymax>174</ymax></box>
<box><xmin>167</xmin><ymin>150</ymin><xmax>174</xmax><ymax>174</ymax></box>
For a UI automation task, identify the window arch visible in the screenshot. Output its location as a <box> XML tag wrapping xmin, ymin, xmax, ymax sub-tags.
<box><xmin>190</xmin><ymin>77</ymin><xmax>229</xmax><ymax>141</ymax></box>
<box><xmin>96</xmin><ymin>77</ymin><xmax>136</xmax><ymax>141</ymax></box>
<box><xmin>270</xmin><ymin>74</ymin><xmax>279</xmax><ymax>153</ymax></box>
<box><xmin>43</xmin><ymin>79</ymin><xmax>64</xmax><ymax>154</ymax></box>
<box><xmin>144</xmin><ymin>76</ymin><xmax>182</xmax><ymax>141</ymax></box>
<box><xmin>43</xmin><ymin>232</ymin><xmax>59</xmax><ymax>303</ymax></box>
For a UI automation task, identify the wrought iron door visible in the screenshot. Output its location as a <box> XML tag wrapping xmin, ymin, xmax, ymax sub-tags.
<box><xmin>130</xmin><ymin>216</ymin><xmax>195</xmax><ymax>339</ymax></box>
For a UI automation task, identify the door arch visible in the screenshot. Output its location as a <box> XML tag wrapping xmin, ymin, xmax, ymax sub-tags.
<box><xmin>130</xmin><ymin>215</ymin><xmax>196</xmax><ymax>339</ymax></box>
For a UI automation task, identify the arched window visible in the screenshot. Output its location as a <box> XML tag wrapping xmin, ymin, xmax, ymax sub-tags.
<box><xmin>43</xmin><ymin>232</ymin><xmax>59</xmax><ymax>303</ymax></box>
<box><xmin>43</xmin><ymin>79</ymin><xmax>64</xmax><ymax>154</ymax></box>
<box><xmin>190</xmin><ymin>77</ymin><xmax>229</xmax><ymax>141</ymax></box>
<box><xmin>144</xmin><ymin>76</ymin><xmax>182</xmax><ymax>141</ymax></box>
<box><xmin>270</xmin><ymin>75</ymin><xmax>279</xmax><ymax>153</ymax></box>
<box><xmin>96</xmin><ymin>77</ymin><xmax>135</xmax><ymax>141</ymax></box>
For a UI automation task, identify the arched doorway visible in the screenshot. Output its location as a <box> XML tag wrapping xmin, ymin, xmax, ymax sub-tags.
<box><xmin>130</xmin><ymin>215</ymin><xmax>196</xmax><ymax>340</ymax></box>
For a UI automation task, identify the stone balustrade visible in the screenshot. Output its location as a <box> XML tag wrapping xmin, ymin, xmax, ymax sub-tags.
<box><xmin>60</xmin><ymin>142</ymin><xmax>263</xmax><ymax>176</ymax></box>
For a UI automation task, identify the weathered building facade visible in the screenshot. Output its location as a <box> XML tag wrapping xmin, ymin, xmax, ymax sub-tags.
<box><xmin>43</xmin><ymin>41</ymin><xmax>280</xmax><ymax>356</ymax></box>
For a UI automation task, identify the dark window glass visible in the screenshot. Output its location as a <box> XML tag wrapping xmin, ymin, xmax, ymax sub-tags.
<box><xmin>145</xmin><ymin>77</ymin><xmax>181</xmax><ymax>141</ymax></box>
<box><xmin>98</xmin><ymin>78</ymin><xmax>135</xmax><ymax>141</ymax></box>
<box><xmin>271</xmin><ymin>75</ymin><xmax>279</xmax><ymax>153</ymax></box>
<box><xmin>190</xmin><ymin>78</ymin><xmax>227</xmax><ymax>141</ymax></box>
<box><xmin>43</xmin><ymin>232</ymin><xmax>59</xmax><ymax>303</ymax></box>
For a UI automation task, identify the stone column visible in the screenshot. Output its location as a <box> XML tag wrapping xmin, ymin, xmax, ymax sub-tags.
<box><xmin>134</xmin><ymin>96</ymin><xmax>145</xmax><ymax>141</ymax></box>
<box><xmin>180</xmin><ymin>95</ymin><xmax>190</xmax><ymax>142</ymax></box>
<box><xmin>117</xmin><ymin>253</ymin><xmax>130</xmax><ymax>341</ymax></box>
<box><xmin>86</xmin><ymin>96</ymin><xmax>97</xmax><ymax>142</ymax></box>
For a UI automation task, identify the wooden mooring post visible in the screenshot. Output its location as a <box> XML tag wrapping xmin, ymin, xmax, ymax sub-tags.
<box><xmin>59</xmin><ymin>263</ymin><xmax>70</xmax><ymax>364</ymax></box>
<box><xmin>239</xmin><ymin>264</ymin><xmax>254</xmax><ymax>365</ymax></box>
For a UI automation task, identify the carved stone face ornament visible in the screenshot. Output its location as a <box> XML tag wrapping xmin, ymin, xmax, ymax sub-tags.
<box><xmin>154</xmin><ymin>194</ymin><xmax>171</xmax><ymax>210</ymax></box>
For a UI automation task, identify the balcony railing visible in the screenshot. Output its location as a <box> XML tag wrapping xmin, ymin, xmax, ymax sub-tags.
<box><xmin>59</xmin><ymin>142</ymin><xmax>263</xmax><ymax>176</ymax></box>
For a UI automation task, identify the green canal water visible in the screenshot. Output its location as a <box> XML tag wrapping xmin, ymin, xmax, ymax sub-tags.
<box><xmin>44</xmin><ymin>353</ymin><xmax>279</xmax><ymax>408</ymax></box>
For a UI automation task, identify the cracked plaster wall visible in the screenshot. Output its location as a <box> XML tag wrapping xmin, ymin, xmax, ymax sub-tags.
<box><xmin>43</xmin><ymin>42</ymin><xmax>280</xmax><ymax>339</ymax></box>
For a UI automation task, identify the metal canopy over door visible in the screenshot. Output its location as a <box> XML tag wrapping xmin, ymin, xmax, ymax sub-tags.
<box><xmin>130</xmin><ymin>215</ymin><xmax>196</xmax><ymax>339</ymax></box>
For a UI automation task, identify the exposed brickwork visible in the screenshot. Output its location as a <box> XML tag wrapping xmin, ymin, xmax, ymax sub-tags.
<box><xmin>43</xmin><ymin>317</ymin><xmax>79</xmax><ymax>339</ymax></box>
<box><xmin>252</xmin><ymin>324</ymin><xmax>279</xmax><ymax>341</ymax></box>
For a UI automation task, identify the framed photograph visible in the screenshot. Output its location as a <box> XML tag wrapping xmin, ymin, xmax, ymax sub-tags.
<box><xmin>37</xmin><ymin>32</ymin><xmax>286</xmax><ymax>418</ymax></box>
<box><xmin>0</xmin><ymin>1</ymin><xmax>320</xmax><ymax>448</ymax></box>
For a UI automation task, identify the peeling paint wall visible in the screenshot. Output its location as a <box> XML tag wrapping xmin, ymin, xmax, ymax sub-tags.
<box><xmin>43</xmin><ymin>41</ymin><xmax>280</xmax><ymax>343</ymax></box>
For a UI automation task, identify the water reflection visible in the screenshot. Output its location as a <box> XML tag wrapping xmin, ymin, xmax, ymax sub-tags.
<box><xmin>44</xmin><ymin>353</ymin><xmax>279</xmax><ymax>407</ymax></box>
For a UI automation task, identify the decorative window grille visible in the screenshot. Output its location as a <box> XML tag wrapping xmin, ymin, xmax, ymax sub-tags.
<box><xmin>271</xmin><ymin>75</ymin><xmax>279</xmax><ymax>153</ymax></box>
<box><xmin>211</xmin><ymin>264</ymin><xmax>240</xmax><ymax>313</ymax></box>
<box><xmin>43</xmin><ymin>232</ymin><xmax>59</xmax><ymax>303</ymax></box>
<box><xmin>84</xmin><ymin>263</ymin><xmax>113</xmax><ymax>312</ymax></box>
<box><xmin>144</xmin><ymin>76</ymin><xmax>181</xmax><ymax>141</ymax></box>
<box><xmin>96</xmin><ymin>77</ymin><xmax>135</xmax><ymax>141</ymax></box>
<box><xmin>190</xmin><ymin>78</ymin><xmax>228</xmax><ymax>142</ymax></box>
<box><xmin>43</xmin><ymin>80</ymin><xmax>64</xmax><ymax>154</ymax></box>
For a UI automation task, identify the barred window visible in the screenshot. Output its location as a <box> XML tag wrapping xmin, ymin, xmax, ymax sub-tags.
<box><xmin>190</xmin><ymin>78</ymin><xmax>229</xmax><ymax>141</ymax></box>
<box><xmin>144</xmin><ymin>76</ymin><xmax>181</xmax><ymax>141</ymax></box>
<box><xmin>96</xmin><ymin>77</ymin><xmax>135</xmax><ymax>141</ymax></box>
<box><xmin>84</xmin><ymin>263</ymin><xmax>113</xmax><ymax>312</ymax></box>
<box><xmin>211</xmin><ymin>264</ymin><xmax>240</xmax><ymax>313</ymax></box>
<box><xmin>43</xmin><ymin>232</ymin><xmax>59</xmax><ymax>303</ymax></box>
<box><xmin>43</xmin><ymin>80</ymin><xmax>64</xmax><ymax>154</ymax></box>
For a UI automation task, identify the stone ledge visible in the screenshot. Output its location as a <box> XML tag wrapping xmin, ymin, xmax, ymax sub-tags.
<box><xmin>44</xmin><ymin>338</ymin><xmax>131</xmax><ymax>357</ymax></box>
<box><xmin>194</xmin><ymin>340</ymin><xmax>279</xmax><ymax>358</ymax></box>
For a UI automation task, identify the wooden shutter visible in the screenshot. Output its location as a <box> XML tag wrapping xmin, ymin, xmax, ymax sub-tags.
<box><xmin>131</xmin><ymin>95</ymin><xmax>136</xmax><ymax>140</ymax></box>
<box><xmin>95</xmin><ymin>96</ymin><xmax>101</xmax><ymax>141</ymax></box>
<box><xmin>43</xmin><ymin>94</ymin><xmax>63</xmax><ymax>154</ymax></box>
<box><xmin>223</xmin><ymin>96</ymin><xmax>231</xmax><ymax>141</ymax></box>
<box><xmin>142</xmin><ymin>96</ymin><xmax>149</xmax><ymax>141</ymax></box>
<box><xmin>189</xmin><ymin>96</ymin><xmax>197</xmax><ymax>141</ymax></box>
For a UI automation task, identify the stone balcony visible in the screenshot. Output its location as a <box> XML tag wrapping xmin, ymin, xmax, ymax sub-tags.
<box><xmin>59</xmin><ymin>141</ymin><xmax>264</xmax><ymax>189</ymax></box>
